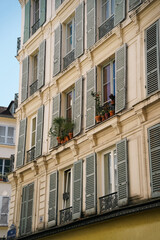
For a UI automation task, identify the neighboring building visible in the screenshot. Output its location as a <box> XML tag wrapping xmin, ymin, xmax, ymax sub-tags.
<box><xmin>9</xmin><ymin>0</ymin><xmax>160</xmax><ymax>239</ymax></box>
<box><xmin>0</xmin><ymin>101</ymin><xmax>16</xmax><ymax>239</ymax></box>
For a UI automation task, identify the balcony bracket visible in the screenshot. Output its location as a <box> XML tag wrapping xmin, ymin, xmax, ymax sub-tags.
<box><xmin>87</xmin><ymin>50</ymin><xmax>94</xmax><ymax>68</ymax></box>
<box><xmin>88</xmin><ymin>134</ymin><xmax>97</xmax><ymax>148</ymax></box>
<box><xmin>75</xmin><ymin>58</ymin><xmax>81</xmax><ymax>77</ymax></box>
<box><xmin>70</xmin><ymin>141</ymin><xmax>78</xmax><ymax>157</ymax></box>
<box><xmin>111</xmin><ymin>116</ymin><xmax>121</xmax><ymax>135</ymax></box>
<box><xmin>114</xmin><ymin>25</ymin><xmax>123</xmax><ymax>44</ymax></box>
<box><xmin>31</xmin><ymin>162</ymin><xmax>39</xmax><ymax>176</ymax></box>
<box><xmin>51</xmin><ymin>153</ymin><xmax>59</xmax><ymax>165</ymax></box>
<box><xmin>135</xmin><ymin>108</ymin><xmax>146</xmax><ymax>124</ymax></box>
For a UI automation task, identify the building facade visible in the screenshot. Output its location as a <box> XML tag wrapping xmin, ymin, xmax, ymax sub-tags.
<box><xmin>9</xmin><ymin>0</ymin><xmax>160</xmax><ymax>239</ymax></box>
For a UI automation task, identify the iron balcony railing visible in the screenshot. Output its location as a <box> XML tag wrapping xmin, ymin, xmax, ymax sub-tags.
<box><xmin>60</xmin><ymin>207</ymin><xmax>72</xmax><ymax>225</ymax></box>
<box><xmin>27</xmin><ymin>147</ymin><xmax>35</xmax><ymax>163</ymax></box>
<box><xmin>99</xmin><ymin>192</ymin><xmax>118</xmax><ymax>214</ymax></box>
<box><xmin>30</xmin><ymin>80</ymin><xmax>38</xmax><ymax>96</ymax></box>
<box><xmin>17</xmin><ymin>37</ymin><xmax>21</xmax><ymax>55</ymax></box>
<box><xmin>32</xmin><ymin>19</ymin><xmax>40</xmax><ymax>35</ymax></box>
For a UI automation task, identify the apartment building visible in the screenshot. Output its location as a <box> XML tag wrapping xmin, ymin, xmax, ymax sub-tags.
<box><xmin>9</xmin><ymin>0</ymin><xmax>160</xmax><ymax>239</ymax></box>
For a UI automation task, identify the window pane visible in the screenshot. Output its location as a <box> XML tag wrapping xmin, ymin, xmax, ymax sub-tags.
<box><xmin>0</xmin><ymin>126</ymin><xmax>5</xmax><ymax>136</ymax></box>
<box><xmin>111</xmin><ymin>0</ymin><xmax>115</xmax><ymax>15</ymax></box>
<box><xmin>104</xmin><ymin>152</ymin><xmax>112</xmax><ymax>195</ymax></box>
<box><xmin>31</xmin><ymin>132</ymin><xmax>36</xmax><ymax>147</ymax></box>
<box><xmin>114</xmin><ymin>150</ymin><xmax>117</xmax><ymax>192</ymax></box>
<box><xmin>7</xmin><ymin>127</ymin><xmax>14</xmax><ymax>137</ymax></box>
<box><xmin>7</xmin><ymin>138</ymin><xmax>14</xmax><ymax>144</ymax></box>
<box><xmin>32</xmin><ymin>117</ymin><xmax>36</xmax><ymax>131</ymax></box>
<box><xmin>113</xmin><ymin>61</ymin><xmax>115</xmax><ymax>96</ymax></box>
<box><xmin>103</xmin><ymin>65</ymin><xmax>111</xmax><ymax>103</ymax></box>
<box><xmin>5</xmin><ymin>160</ymin><xmax>10</xmax><ymax>166</ymax></box>
<box><xmin>0</xmin><ymin>159</ymin><xmax>3</xmax><ymax>165</ymax></box>
<box><xmin>0</xmin><ymin>166</ymin><xmax>2</xmax><ymax>173</ymax></box>
<box><xmin>67</xmin><ymin>92</ymin><xmax>72</xmax><ymax>108</ymax></box>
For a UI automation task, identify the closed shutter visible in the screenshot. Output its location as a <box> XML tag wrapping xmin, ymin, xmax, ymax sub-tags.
<box><xmin>35</xmin><ymin>105</ymin><xmax>44</xmax><ymax>158</ymax></box>
<box><xmin>114</xmin><ymin>0</ymin><xmax>125</xmax><ymax>26</ymax></box>
<box><xmin>26</xmin><ymin>183</ymin><xmax>34</xmax><ymax>234</ymax></box>
<box><xmin>38</xmin><ymin>40</ymin><xmax>46</xmax><ymax>89</ymax></box>
<box><xmin>50</xmin><ymin>94</ymin><xmax>61</xmax><ymax>148</ymax></box>
<box><xmin>115</xmin><ymin>43</ymin><xmax>127</xmax><ymax>113</ymax></box>
<box><xmin>129</xmin><ymin>0</ymin><xmax>142</xmax><ymax>11</ymax></box>
<box><xmin>16</xmin><ymin>118</ymin><xmax>27</xmax><ymax>168</ymax></box>
<box><xmin>73</xmin><ymin>77</ymin><xmax>83</xmax><ymax>137</ymax></box>
<box><xmin>0</xmin><ymin>197</ymin><xmax>9</xmax><ymax>225</ymax></box>
<box><xmin>75</xmin><ymin>2</ymin><xmax>84</xmax><ymax>58</ymax></box>
<box><xmin>53</xmin><ymin>25</ymin><xmax>61</xmax><ymax>76</ymax></box>
<box><xmin>21</xmin><ymin>57</ymin><xmax>29</xmax><ymax>103</ymax></box>
<box><xmin>55</xmin><ymin>0</ymin><xmax>61</xmax><ymax>10</ymax></box>
<box><xmin>145</xmin><ymin>20</ymin><xmax>160</xmax><ymax>96</ymax></box>
<box><xmin>72</xmin><ymin>160</ymin><xmax>83</xmax><ymax>220</ymax></box>
<box><xmin>23</xmin><ymin>0</ymin><xmax>30</xmax><ymax>43</ymax></box>
<box><xmin>48</xmin><ymin>171</ymin><xmax>58</xmax><ymax>226</ymax></box>
<box><xmin>86</xmin><ymin>67</ymin><xmax>96</xmax><ymax>128</ymax></box>
<box><xmin>87</xmin><ymin>0</ymin><xmax>96</xmax><ymax>49</ymax></box>
<box><xmin>19</xmin><ymin>186</ymin><xmax>27</xmax><ymax>236</ymax></box>
<box><xmin>40</xmin><ymin>0</ymin><xmax>46</xmax><ymax>26</ymax></box>
<box><xmin>148</xmin><ymin>124</ymin><xmax>160</xmax><ymax>198</ymax></box>
<box><xmin>85</xmin><ymin>153</ymin><xmax>97</xmax><ymax>215</ymax></box>
<box><xmin>116</xmin><ymin>138</ymin><xmax>128</xmax><ymax>206</ymax></box>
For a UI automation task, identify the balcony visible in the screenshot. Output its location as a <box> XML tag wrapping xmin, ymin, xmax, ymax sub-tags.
<box><xmin>30</xmin><ymin>80</ymin><xmax>38</xmax><ymax>96</ymax></box>
<box><xmin>60</xmin><ymin>207</ymin><xmax>72</xmax><ymax>225</ymax></box>
<box><xmin>32</xmin><ymin>19</ymin><xmax>40</xmax><ymax>35</ymax></box>
<box><xmin>63</xmin><ymin>49</ymin><xmax>75</xmax><ymax>69</ymax></box>
<box><xmin>99</xmin><ymin>15</ymin><xmax>114</xmax><ymax>39</ymax></box>
<box><xmin>27</xmin><ymin>147</ymin><xmax>35</xmax><ymax>163</ymax></box>
<box><xmin>99</xmin><ymin>192</ymin><xmax>118</xmax><ymax>214</ymax></box>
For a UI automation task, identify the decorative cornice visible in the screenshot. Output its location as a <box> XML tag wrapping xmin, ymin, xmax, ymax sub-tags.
<box><xmin>87</xmin><ymin>134</ymin><xmax>97</xmax><ymax>148</ymax></box>
<box><xmin>135</xmin><ymin>108</ymin><xmax>146</xmax><ymax>124</ymax></box>
<box><xmin>70</xmin><ymin>140</ymin><xmax>78</xmax><ymax>157</ymax></box>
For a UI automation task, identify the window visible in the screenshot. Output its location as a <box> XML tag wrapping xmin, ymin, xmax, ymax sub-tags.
<box><xmin>31</xmin><ymin>117</ymin><xmax>36</xmax><ymax>148</ymax></box>
<box><xmin>32</xmin><ymin>0</ymin><xmax>40</xmax><ymax>34</ymax></box>
<box><xmin>63</xmin><ymin>169</ymin><xmax>72</xmax><ymax>208</ymax></box>
<box><xmin>66</xmin><ymin>90</ymin><xmax>75</xmax><ymax>121</ymax></box>
<box><xmin>0</xmin><ymin>126</ymin><xmax>14</xmax><ymax>145</ymax></box>
<box><xmin>0</xmin><ymin>196</ymin><xmax>9</xmax><ymax>226</ymax></box>
<box><xmin>55</xmin><ymin>0</ymin><xmax>65</xmax><ymax>10</ymax></box>
<box><xmin>102</xmin><ymin>0</ymin><xmax>115</xmax><ymax>23</ymax></box>
<box><xmin>66</xmin><ymin>19</ymin><xmax>75</xmax><ymax>54</ymax></box>
<box><xmin>0</xmin><ymin>159</ymin><xmax>11</xmax><ymax>180</ymax></box>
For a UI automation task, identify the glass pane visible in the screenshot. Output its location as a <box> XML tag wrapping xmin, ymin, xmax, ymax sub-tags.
<box><xmin>103</xmin><ymin>65</ymin><xmax>111</xmax><ymax>103</ymax></box>
<box><xmin>0</xmin><ymin>136</ymin><xmax>5</xmax><ymax>144</ymax></box>
<box><xmin>0</xmin><ymin>166</ymin><xmax>2</xmax><ymax>173</ymax></box>
<box><xmin>113</xmin><ymin>61</ymin><xmax>115</xmax><ymax>96</ymax></box>
<box><xmin>4</xmin><ymin>166</ymin><xmax>10</xmax><ymax>174</ymax></box>
<box><xmin>32</xmin><ymin>117</ymin><xmax>36</xmax><ymax>131</ymax></box>
<box><xmin>0</xmin><ymin>126</ymin><xmax>5</xmax><ymax>136</ymax></box>
<box><xmin>5</xmin><ymin>160</ymin><xmax>10</xmax><ymax>166</ymax></box>
<box><xmin>7</xmin><ymin>127</ymin><xmax>14</xmax><ymax>137</ymax></box>
<box><xmin>106</xmin><ymin>1</ymin><xmax>110</xmax><ymax>19</ymax></box>
<box><xmin>7</xmin><ymin>137</ymin><xmax>14</xmax><ymax>144</ymax></box>
<box><xmin>33</xmin><ymin>55</ymin><xmax>38</xmax><ymax>82</ymax></box>
<box><xmin>0</xmin><ymin>159</ymin><xmax>3</xmax><ymax>165</ymax></box>
<box><xmin>67</xmin><ymin>92</ymin><xmax>72</xmax><ymax>108</ymax></box>
<box><xmin>104</xmin><ymin>152</ymin><xmax>112</xmax><ymax>195</ymax></box>
<box><xmin>114</xmin><ymin>150</ymin><xmax>117</xmax><ymax>192</ymax></box>
<box><xmin>111</xmin><ymin>0</ymin><xmax>115</xmax><ymax>15</ymax></box>
<box><xmin>67</xmin><ymin>108</ymin><xmax>72</xmax><ymax>121</ymax></box>
<box><xmin>31</xmin><ymin>132</ymin><xmax>36</xmax><ymax>147</ymax></box>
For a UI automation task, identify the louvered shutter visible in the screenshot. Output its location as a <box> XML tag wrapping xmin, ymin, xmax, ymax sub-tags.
<box><xmin>86</xmin><ymin>67</ymin><xmax>96</xmax><ymax>128</ymax></box>
<box><xmin>23</xmin><ymin>0</ymin><xmax>30</xmax><ymax>43</ymax></box>
<box><xmin>0</xmin><ymin>197</ymin><xmax>9</xmax><ymax>225</ymax></box>
<box><xmin>50</xmin><ymin>94</ymin><xmax>61</xmax><ymax>148</ymax></box>
<box><xmin>53</xmin><ymin>25</ymin><xmax>61</xmax><ymax>76</ymax></box>
<box><xmin>16</xmin><ymin>118</ymin><xmax>27</xmax><ymax>168</ymax></box>
<box><xmin>26</xmin><ymin>183</ymin><xmax>34</xmax><ymax>234</ymax></box>
<box><xmin>145</xmin><ymin>20</ymin><xmax>160</xmax><ymax>96</ymax></box>
<box><xmin>129</xmin><ymin>0</ymin><xmax>142</xmax><ymax>11</ymax></box>
<box><xmin>40</xmin><ymin>0</ymin><xmax>46</xmax><ymax>26</ymax></box>
<box><xmin>21</xmin><ymin>57</ymin><xmax>29</xmax><ymax>103</ymax></box>
<box><xmin>87</xmin><ymin>0</ymin><xmax>96</xmax><ymax>49</ymax></box>
<box><xmin>116</xmin><ymin>138</ymin><xmax>128</xmax><ymax>206</ymax></box>
<box><xmin>19</xmin><ymin>186</ymin><xmax>27</xmax><ymax>236</ymax></box>
<box><xmin>38</xmin><ymin>40</ymin><xmax>46</xmax><ymax>89</ymax></box>
<box><xmin>85</xmin><ymin>153</ymin><xmax>97</xmax><ymax>215</ymax></box>
<box><xmin>72</xmin><ymin>160</ymin><xmax>83</xmax><ymax>220</ymax></box>
<box><xmin>48</xmin><ymin>171</ymin><xmax>58</xmax><ymax>226</ymax></box>
<box><xmin>35</xmin><ymin>105</ymin><xmax>44</xmax><ymax>158</ymax></box>
<box><xmin>114</xmin><ymin>0</ymin><xmax>125</xmax><ymax>26</ymax></box>
<box><xmin>115</xmin><ymin>43</ymin><xmax>127</xmax><ymax>113</ymax></box>
<box><xmin>75</xmin><ymin>2</ymin><xmax>84</xmax><ymax>58</ymax></box>
<box><xmin>55</xmin><ymin>0</ymin><xmax>61</xmax><ymax>10</ymax></box>
<box><xmin>73</xmin><ymin>78</ymin><xmax>83</xmax><ymax>137</ymax></box>
<box><xmin>148</xmin><ymin>124</ymin><xmax>160</xmax><ymax>198</ymax></box>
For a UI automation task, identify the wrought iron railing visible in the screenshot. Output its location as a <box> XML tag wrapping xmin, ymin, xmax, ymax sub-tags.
<box><xmin>17</xmin><ymin>37</ymin><xmax>21</xmax><ymax>55</ymax></box>
<box><xmin>30</xmin><ymin>80</ymin><xmax>38</xmax><ymax>96</ymax></box>
<box><xmin>63</xmin><ymin>49</ymin><xmax>75</xmax><ymax>69</ymax></box>
<box><xmin>27</xmin><ymin>147</ymin><xmax>35</xmax><ymax>163</ymax></box>
<box><xmin>32</xmin><ymin>19</ymin><xmax>40</xmax><ymax>35</ymax></box>
<box><xmin>99</xmin><ymin>192</ymin><xmax>118</xmax><ymax>214</ymax></box>
<box><xmin>99</xmin><ymin>15</ymin><xmax>114</xmax><ymax>39</ymax></box>
<box><xmin>60</xmin><ymin>207</ymin><xmax>72</xmax><ymax>225</ymax></box>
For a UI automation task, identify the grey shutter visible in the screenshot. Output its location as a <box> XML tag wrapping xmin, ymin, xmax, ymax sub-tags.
<box><xmin>0</xmin><ymin>197</ymin><xmax>9</xmax><ymax>225</ymax></box>
<box><xmin>145</xmin><ymin>20</ymin><xmax>160</xmax><ymax>96</ymax></box>
<box><xmin>73</xmin><ymin>77</ymin><xmax>83</xmax><ymax>137</ymax></box>
<box><xmin>87</xmin><ymin>0</ymin><xmax>96</xmax><ymax>49</ymax></box>
<box><xmin>85</xmin><ymin>153</ymin><xmax>97</xmax><ymax>215</ymax></box>
<box><xmin>129</xmin><ymin>0</ymin><xmax>142</xmax><ymax>11</ymax></box>
<box><xmin>72</xmin><ymin>160</ymin><xmax>83</xmax><ymax>220</ymax></box>
<box><xmin>114</xmin><ymin>0</ymin><xmax>126</xmax><ymax>26</ymax></box>
<box><xmin>86</xmin><ymin>67</ymin><xmax>96</xmax><ymax>128</ymax></box>
<box><xmin>16</xmin><ymin>118</ymin><xmax>27</xmax><ymax>168</ymax></box>
<box><xmin>50</xmin><ymin>94</ymin><xmax>61</xmax><ymax>148</ymax></box>
<box><xmin>21</xmin><ymin>57</ymin><xmax>29</xmax><ymax>103</ymax></box>
<box><xmin>75</xmin><ymin>2</ymin><xmax>84</xmax><ymax>58</ymax></box>
<box><xmin>38</xmin><ymin>40</ymin><xmax>46</xmax><ymax>89</ymax></box>
<box><xmin>48</xmin><ymin>171</ymin><xmax>58</xmax><ymax>226</ymax></box>
<box><xmin>35</xmin><ymin>105</ymin><xmax>44</xmax><ymax>158</ymax></box>
<box><xmin>40</xmin><ymin>0</ymin><xmax>46</xmax><ymax>26</ymax></box>
<box><xmin>23</xmin><ymin>0</ymin><xmax>30</xmax><ymax>43</ymax></box>
<box><xmin>53</xmin><ymin>25</ymin><xmax>61</xmax><ymax>76</ymax></box>
<box><xmin>26</xmin><ymin>183</ymin><xmax>34</xmax><ymax>234</ymax></box>
<box><xmin>55</xmin><ymin>0</ymin><xmax>61</xmax><ymax>10</ymax></box>
<box><xmin>115</xmin><ymin>43</ymin><xmax>127</xmax><ymax>113</ymax></box>
<box><xmin>20</xmin><ymin>186</ymin><xmax>27</xmax><ymax>236</ymax></box>
<box><xmin>148</xmin><ymin>124</ymin><xmax>160</xmax><ymax>198</ymax></box>
<box><xmin>116</xmin><ymin>138</ymin><xmax>128</xmax><ymax>206</ymax></box>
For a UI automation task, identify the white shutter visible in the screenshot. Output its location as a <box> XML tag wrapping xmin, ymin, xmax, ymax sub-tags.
<box><xmin>53</xmin><ymin>25</ymin><xmax>61</xmax><ymax>76</ymax></box>
<box><xmin>87</xmin><ymin>0</ymin><xmax>96</xmax><ymax>49</ymax></box>
<box><xmin>75</xmin><ymin>2</ymin><xmax>84</xmax><ymax>58</ymax></box>
<box><xmin>114</xmin><ymin>0</ymin><xmax>126</xmax><ymax>26</ymax></box>
<box><xmin>21</xmin><ymin>57</ymin><xmax>29</xmax><ymax>103</ymax></box>
<box><xmin>26</xmin><ymin>183</ymin><xmax>34</xmax><ymax>234</ymax></box>
<box><xmin>35</xmin><ymin>105</ymin><xmax>44</xmax><ymax>158</ymax></box>
<box><xmin>23</xmin><ymin>0</ymin><xmax>30</xmax><ymax>43</ymax></box>
<box><xmin>38</xmin><ymin>40</ymin><xmax>46</xmax><ymax>89</ymax></box>
<box><xmin>19</xmin><ymin>186</ymin><xmax>27</xmax><ymax>236</ymax></box>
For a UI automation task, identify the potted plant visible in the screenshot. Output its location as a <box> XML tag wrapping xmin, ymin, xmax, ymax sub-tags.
<box><xmin>101</xmin><ymin>109</ymin><xmax>105</xmax><ymax>121</ymax></box>
<box><xmin>91</xmin><ymin>91</ymin><xmax>102</xmax><ymax>123</ymax></box>
<box><xmin>103</xmin><ymin>103</ymin><xmax>110</xmax><ymax>119</ymax></box>
<box><xmin>49</xmin><ymin>117</ymin><xmax>65</xmax><ymax>144</ymax></box>
<box><xmin>64</xmin><ymin>120</ymin><xmax>75</xmax><ymax>140</ymax></box>
<box><xmin>109</xmin><ymin>104</ymin><xmax>115</xmax><ymax>117</ymax></box>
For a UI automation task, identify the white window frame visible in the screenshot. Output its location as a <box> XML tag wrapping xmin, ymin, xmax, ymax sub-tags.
<box><xmin>0</xmin><ymin>196</ymin><xmax>9</xmax><ymax>226</ymax></box>
<box><xmin>0</xmin><ymin>125</ymin><xmax>15</xmax><ymax>145</ymax></box>
<box><xmin>66</xmin><ymin>18</ymin><xmax>75</xmax><ymax>55</ymax></box>
<box><xmin>0</xmin><ymin>159</ymin><xmax>11</xmax><ymax>178</ymax></box>
<box><xmin>101</xmin><ymin>0</ymin><xmax>115</xmax><ymax>24</ymax></box>
<box><xmin>30</xmin><ymin>115</ymin><xmax>37</xmax><ymax>149</ymax></box>
<box><xmin>63</xmin><ymin>167</ymin><xmax>73</xmax><ymax>209</ymax></box>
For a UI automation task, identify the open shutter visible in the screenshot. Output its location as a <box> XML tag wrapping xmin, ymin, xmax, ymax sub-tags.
<box><xmin>16</xmin><ymin>118</ymin><xmax>27</xmax><ymax>168</ymax></box>
<box><xmin>55</xmin><ymin>0</ymin><xmax>61</xmax><ymax>10</ymax></box>
<box><xmin>40</xmin><ymin>0</ymin><xmax>46</xmax><ymax>26</ymax></box>
<box><xmin>26</xmin><ymin>183</ymin><xmax>34</xmax><ymax>234</ymax></box>
<box><xmin>129</xmin><ymin>0</ymin><xmax>142</xmax><ymax>11</ymax></box>
<box><xmin>75</xmin><ymin>2</ymin><xmax>84</xmax><ymax>58</ymax></box>
<box><xmin>85</xmin><ymin>153</ymin><xmax>97</xmax><ymax>215</ymax></box>
<box><xmin>148</xmin><ymin>124</ymin><xmax>160</xmax><ymax>198</ymax></box>
<box><xmin>23</xmin><ymin>0</ymin><xmax>30</xmax><ymax>43</ymax></box>
<box><xmin>115</xmin><ymin>43</ymin><xmax>127</xmax><ymax>113</ymax></box>
<box><xmin>72</xmin><ymin>160</ymin><xmax>83</xmax><ymax>220</ymax></box>
<box><xmin>1</xmin><ymin>197</ymin><xmax>9</xmax><ymax>225</ymax></box>
<box><xmin>21</xmin><ymin>57</ymin><xmax>29</xmax><ymax>103</ymax></box>
<box><xmin>50</xmin><ymin>94</ymin><xmax>61</xmax><ymax>148</ymax></box>
<box><xmin>87</xmin><ymin>0</ymin><xmax>96</xmax><ymax>49</ymax></box>
<box><xmin>35</xmin><ymin>105</ymin><xmax>44</xmax><ymax>158</ymax></box>
<box><xmin>116</xmin><ymin>138</ymin><xmax>128</xmax><ymax>207</ymax></box>
<box><xmin>48</xmin><ymin>171</ymin><xmax>58</xmax><ymax>226</ymax></box>
<box><xmin>86</xmin><ymin>67</ymin><xmax>96</xmax><ymax>129</ymax></box>
<box><xmin>145</xmin><ymin>20</ymin><xmax>160</xmax><ymax>96</ymax></box>
<box><xmin>114</xmin><ymin>0</ymin><xmax>125</xmax><ymax>26</ymax></box>
<box><xmin>73</xmin><ymin>77</ymin><xmax>83</xmax><ymax>137</ymax></box>
<box><xmin>53</xmin><ymin>25</ymin><xmax>61</xmax><ymax>76</ymax></box>
<box><xmin>38</xmin><ymin>40</ymin><xmax>46</xmax><ymax>89</ymax></box>
<box><xmin>19</xmin><ymin>186</ymin><xmax>27</xmax><ymax>236</ymax></box>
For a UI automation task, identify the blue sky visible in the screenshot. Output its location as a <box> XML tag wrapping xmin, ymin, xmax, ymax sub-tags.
<box><xmin>0</xmin><ymin>1</ymin><xmax>21</xmax><ymax>107</ymax></box>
